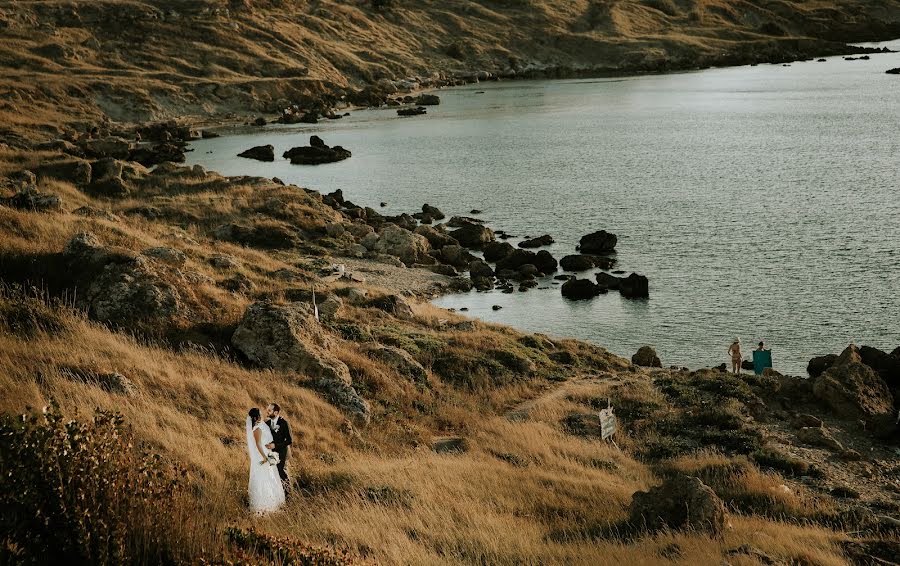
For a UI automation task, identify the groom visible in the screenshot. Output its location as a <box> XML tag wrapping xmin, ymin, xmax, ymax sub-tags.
<box><xmin>265</xmin><ymin>403</ymin><xmax>292</xmax><ymax>491</ymax></box>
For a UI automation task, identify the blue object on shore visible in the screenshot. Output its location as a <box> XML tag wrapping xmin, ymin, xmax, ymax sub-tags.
<box><xmin>753</xmin><ymin>350</ymin><xmax>772</xmax><ymax>375</ymax></box>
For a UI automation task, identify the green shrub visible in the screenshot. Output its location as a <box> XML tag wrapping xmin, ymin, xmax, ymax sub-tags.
<box><xmin>0</xmin><ymin>404</ymin><xmax>197</xmax><ymax>565</ymax></box>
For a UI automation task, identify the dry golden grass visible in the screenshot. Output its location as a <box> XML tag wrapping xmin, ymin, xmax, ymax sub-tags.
<box><xmin>0</xmin><ymin>147</ymin><xmax>861</xmax><ymax>563</ymax></box>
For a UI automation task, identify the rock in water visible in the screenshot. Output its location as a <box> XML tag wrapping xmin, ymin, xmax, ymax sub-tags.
<box><xmin>483</xmin><ymin>241</ymin><xmax>515</xmax><ymax>262</ymax></box>
<box><xmin>632</xmin><ymin>346</ymin><xmax>662</xmax><ymax>368</ymax></box>
<box><xmin>415</xmin><ymin>93</ymin><xmax>441</xmax><ymax>105</ymax></box>
<box><xmin>449</xmin><ymin>222</ymin><xmax>495</xmax><ymax>248</ymax></box>
<box><xmin>282</xmin><ymin>136</ymin><xmax>351</xmax><ymax>165</ymax></box>
<box><xmin>812</xmin><ymin>345</ymin><xmax>894</xmax><ymax>422</ymax></box>
<box><xmin>534</xmin><ymin>250</ymin><xmax>558</xmax><ymax>274</ymax></box>
<box><xmin>519</xmin><ymin>234</ymin><xmax>554</xmax><ymax>248</ymax></box>
<box><xmin>620</xmin><ymin>273</ymin><xmax>649</xmax><ymax>298</ymax></box>
<box><xmin>560</xmin><ymin>254</ymin><xmax>594</xmax><ymax>271</ymax></box>
<box><xmin>397</xmin><ymin>106</ymin><xmax>427</xmax><ymax>116</ymax></box>
<box><xmin>807</xmin><ymin>353</ymin><xmax>838</xmax><ymax>377</ymax></box>
<box><xmin>237</xmin><ymin>144</ymin><xmax>275</xmax><ymax>161</ymax></box>
<box><xmin>579</xmin><ymin>230</ymin><xmax>617</xmax><ymax>254</ymax></box>
<box><xmin>231</xmin><ymin>301</ymin><xmax>370</xmax><ymax>424</ymax></box>
<box><xmin>629</xmin><ymin>475</ymin><xmax>727</xmax><ymax>535</ymax></box>
<box><xmin>561</xmin><ymin>278</ymin><xmax>599</xmax><ymax>300</ymax></box>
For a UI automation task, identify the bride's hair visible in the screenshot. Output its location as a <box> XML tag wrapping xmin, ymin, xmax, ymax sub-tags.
<box><xmin>248</xmin><ymin>407</ymin><xmax>260</xmax><ymax>423</ymax></box>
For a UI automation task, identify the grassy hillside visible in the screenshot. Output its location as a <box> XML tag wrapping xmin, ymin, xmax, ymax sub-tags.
<box><xmin>1</xmin><ymin>146</ymin><xmax>899</xmax><ymax>563</ymax></box>
<box><xmin>2</xmin><ymin>0</ymin><xmax>900</xmax><ymax>142</ymax></box>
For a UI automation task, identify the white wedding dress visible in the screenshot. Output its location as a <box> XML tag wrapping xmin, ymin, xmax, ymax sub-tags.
<box><xmin>246</xmin><ymin>417</ymin><xmax>285</xmax><ymax>514</ymax></box>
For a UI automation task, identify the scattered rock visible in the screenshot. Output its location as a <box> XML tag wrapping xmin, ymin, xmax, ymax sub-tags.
<box><xmin>579</xmin><ymin>230</ymin><xmax>617</xmax><ymax>254</ymax></box>
<box><xmin>629</xmin><ymin>475</ymin><xmax>727</xmax><ymax>535</ymax></box>
<box><xmin>561</xmin><ymin>278</ymin><xmax>599</xmax><ymax>300</ymax></box>
<box><xmin>237</xmin><ymin>144</ymin><xmax>275</xmax><ymax>161</ymax></box>
<box><xmin>495</xmin><ymin>249</ymin><xmax>537</xmax><ymax>271</ymax></box>
<box><xmin>1</xmin><ymin>188</ymin><xmax>62</xmax><ymax>212</ymax></box>
<box><xmin>483</xmin><ymin>241</ymin><xmax>515</xmax><ymax>262</ymax></box>
<box><xmin>468</xmin><ymin>259</ymin><xmax>494</xmax><ymax>279</ymax></box>
<box><xmin>449</xmin><ymin>222</ymin><xmax>495</xmax><ymax>248</ymax></box>
<box><xmin>59</xmin><ymin>367</ymin><xmax>138</xmax><ymax>397</ymax></box>
<box><xmin>397</xmin><ymin>106</ymin><xmax>427</xmax><ymax>116</ymax></box>
<box><xmin>142</xmin><ymin>246</ymin><xmax>187</xmax><ymax>267</ymax></box>
<box><xmin>370</xmin><ymin>224</ymin><xmax>432</xmax><ymax>266</ymax></box>
<box><xmin>632</xmin><ymin>346</ymin><xmax>662</xmax><ymax>368</ymax></box>
<box><xmin>519</xmin><ymin>234</ymin><xmax>553</xmax><ymax>248</ymax></box>
<box><xmin>812</xmin><ymin>345</ymin><xmax>894</xmax><ymax>422</ymax></box>
<box><xmin>533</xmin><ymin>250</ymin><xmax>558</xmax><ymax>274</ymax></box>
<box><xmin>620</xmin><ymin>273</ymin><xmax>649</xmax><ymax>298</ymax></box>
<box><xmin>371</xmin><ymin>294</ymin><xmax>415</xmax><ymax>319</ymax></box>
<box><xmin>807</xmin><ymin>353</ymin><xmax>838</xmax><ymax>378</ymax></box>
<box><xmin>414</xmin><ymin>225</ymin><xmax>458</xmax><ymax>249</ymax></box>
<box><xmin>792</xmin><ymin>413</ymin><xmax>823</xmax><ymax>428</ymax></box>
<box><xmin>416</xmin><ymin>94</ymin><xmax>441</xmax><ymax>105</ymax></box>
<box><xmin>560</xmin><ymin>254</ymin><xmax>594</xmax><ymax>271</ymax></box>
<box><xmin>365</xmin><ymin>344</ymin><xmax>428</xmax><ymax>384</ymax></box>
<box><xmin>797</xmin><ymin>426</ymin><xmax>844</xmax><ymax>451</ymax></box>
<box><xmin>283</xmin><ymin>137</ymin><xmax>351</xmax><ymax>165</ymax></box>
<box><xmin>432</xmin><ymin>436</ymin><xmax>467</xmax><ymax>453</ymax></box>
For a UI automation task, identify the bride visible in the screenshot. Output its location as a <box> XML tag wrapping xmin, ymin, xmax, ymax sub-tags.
<box><xmin>246</xmin><ymin>407</ymin><xmax>285</xmax><ymax>514</ymax></box>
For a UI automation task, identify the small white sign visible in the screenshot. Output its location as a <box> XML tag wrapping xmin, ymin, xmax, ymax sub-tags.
<box><xmin>599</xmin><ymin>406</ymin><xmax>616</xmax><ymax>440</ymax></box>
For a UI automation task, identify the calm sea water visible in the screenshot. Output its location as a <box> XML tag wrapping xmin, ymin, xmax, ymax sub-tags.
<box><xmin>186</xmin><ymin>41</ymin><xmax>900</xmax><ymax>375</ymax></box>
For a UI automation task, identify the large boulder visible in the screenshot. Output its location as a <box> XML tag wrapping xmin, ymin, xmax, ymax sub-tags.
<box><xmin>596</xmin><ymin>272</ymin><xmax>621</xmax><ymax>290</ymax></box>
<box><xmin>365</xmin><ymin>344</ymin><xmax>428</xmax><ymax>384</ymax></box>
<box><xmin>237</xmin><ymin>144</ymin><xmax>275</xmax><ymax>161</ymax></box>
<box><xmin>579</xmin><ymin>230</ymin><xmax>617</xmax><ymax>254</ymax></box>
<box><xmin>63</xmin><ymin>233</ymin><xmax>186</xmax><ymax>332</ymax></box>
<box><xmin>560</xmin><ymin>254</ymin><xmax>594</xmax><ymax>271</ymax></box>
<box><xmin>414</xmin><ymin>225</ymin><xmax>458</xmax><ymax>249</ymax></box>
<box><xmin>78</xmin><ymin>136</ymin><xmax>132</xmax><ymax>159</ymax></box>
<box><xmin>629</xmin><ymin>475</ymin><xmax>727</xmax><ymax>535</ymax></box>
<box><xmin>372</xmin><ymin>224</ymin><xmax>432</xmax><ymax>266</ymax></box>
<box><xmin>439</xmin><ymin>244</ymin><xmax>477</xmax><ymax>268</ymax></box>
<box><xmin>812</xmin><ymin>345</ymin><xmax>894</xmax><ymax>422</ymax></box>
<box><xmin>282</xmin><ymin>137</ymin><xmax>351</xmax><ymax>165</ymax></box>
<box><xmin>807</xmin><ymin>354</ymin><xmax>838</xmax><ymax>378</ymax></box>
<box><xmin>496</xmin><ymin>249</ymin><xmax>537</xmax><ymax>271</ymax></box>
<box><xmin>620</xmin><ymin>273</ymin><xmax>649</xmax><ymax>298</ymax></box>
<box><xmin>859</xmin><ymin>345</ymin><xmax>900</xmax><ymax>390</ymax></box>
<box><xmin>231</xmin><ymin>301</ymin><xmax>369</xmax><ymax>423</ymax></box>
<box><xmin>468</xmin><ymin>259</ymin><xmax>494</xmax><ymax>279</ymax></box>
<box><xmin>534</xmin><ymin>250</ymin><xmax>558</xmax><ymax>274</ymax></box>
<box><xmin>561</xmin><ymin>278</ymin><xmax>600</xmax><ymax>300</ymax></box>
<box><xmin>32</xmin><ymin>158</ymin><xmax>92</xmax><ymax>186</ymax></box>
<box><xmin>632</xmin><ymin>346</ymin><xmax>662</xmax><ymax>368</ymax></box>
<box><xmin>483</xmin><ymin>241</ymin><xmax>515</xmax><ymax>262</ymax></box>
<box><xmin>449</xmin><ymin>222</ymin><xmax>495</xmax><ymax>248</ymax></box>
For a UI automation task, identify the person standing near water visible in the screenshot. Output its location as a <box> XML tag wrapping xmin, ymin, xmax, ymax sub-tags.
<box><xmin>728</xmin><ymin>338</ymin><xmax>742</xmax><ymax>374</ymax></box>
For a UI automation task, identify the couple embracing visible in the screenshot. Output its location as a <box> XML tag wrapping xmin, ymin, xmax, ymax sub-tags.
<box><xmin>245</xmin><ymin>403</ymin><xmax>292</xmax><ymax>514</ymax></box>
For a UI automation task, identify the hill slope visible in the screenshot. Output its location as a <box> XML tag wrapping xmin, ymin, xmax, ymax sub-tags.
<box><xmin>1</xmin><ymin>0</ymin><xmax>900</xmax><ymax>141</ymax></box>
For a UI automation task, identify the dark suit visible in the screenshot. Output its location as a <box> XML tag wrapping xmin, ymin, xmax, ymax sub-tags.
<box><xmin>267</xmin><ymin>416</ymin><xmax>292</xmax><ymax>486</ymax></box>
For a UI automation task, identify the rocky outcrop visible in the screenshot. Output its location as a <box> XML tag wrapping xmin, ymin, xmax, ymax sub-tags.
<box><xmin>63</xmin><ymin>232</ymin><xmax>187</xmax><ymax>332</ymax></box>
<box><xmin>283</xmin><ymin>136</ymin><xmax>351</xmax><ymax>165</ymax></box>
<box><xmin>231</xmin><ymin>301</ymin><xmax>369</xmax><ymax>424</ymax></box>
<box><xmin>237</xmin><ymin>144</ymin><xmax>275</xmax><ymax>161</ymax></box>
<box><xmin>629</xmin><ymin>475</ymin><xmax>727</xmax><ymax>535</ymax></box>
<box><xmin>449</xmin><ymin>222</ymin><xmax>494</xmax><ymax>248</ymax></box>
<box><xmin>213</xmin><ymin>222</ymin><xmax>298</xmax><ymax>249</ymax></box>
<box><xmin>142</xmin><ymin>247</ymin><xmax>186</xmax><ymax>267</ymax></box>
<box><xmin>438</xmin><ymin>245</ymin><xmax>477</xmax><ymax>269</ymax></box>
<box><xmin>579</xmin><ymin>230</ymin><xmax>617</xmax><ymax>254</ymax></box>
<box><xmin>371</xmin><ymin>224</ymin><xmax>433</xmax><ymax>266</ymax></box>
<box><xmin>371</xmin><ymin>294</ymin><xmax>415</xmax><ymax>319</ymax></box>
<box><xmin>812</xmin><ymin>345</ymin><xmax>894</xmax><ymax>423</ymax></box>
<box><xmin>632</xmin><ymin>346</ymin><xmax>662</xmax><ymax>368</ymax></box>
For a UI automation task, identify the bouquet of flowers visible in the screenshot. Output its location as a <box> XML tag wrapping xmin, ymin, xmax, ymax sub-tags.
<box><xmin>266</xmin><ymin>452</ymin><xmax>280</xmax><ymax>466</ymax></box>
